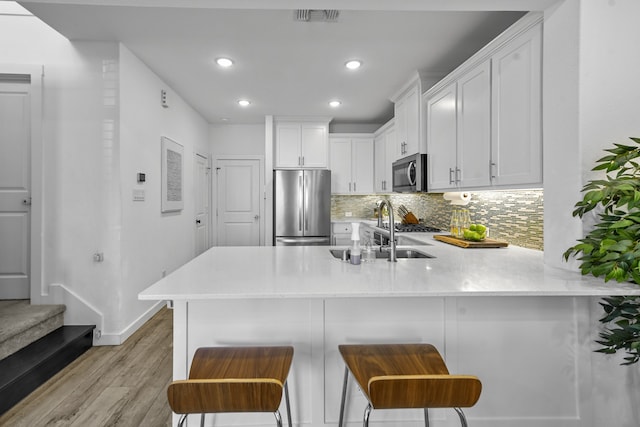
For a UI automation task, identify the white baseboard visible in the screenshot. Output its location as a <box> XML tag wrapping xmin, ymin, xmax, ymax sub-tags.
<box><xmin>96</xmin><ymin>301</ymin><xmax>165</xmax><ymax>346</ymax></box>
<box><xmin>48</xmin><ymin>283</ymin><xmax>165</xmax><ymax>346</ymax></box>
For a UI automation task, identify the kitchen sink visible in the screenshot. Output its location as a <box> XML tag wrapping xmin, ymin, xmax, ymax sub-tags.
<box><xmin>329</xmin><ymin>248</ymin><xmax>434</xmax><ymax>260</ymax></box>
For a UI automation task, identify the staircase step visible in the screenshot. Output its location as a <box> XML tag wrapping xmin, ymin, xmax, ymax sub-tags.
<box><xmin>0</xmin><ymin>300</ymin><xmax>66</xmax><ymax>359</ymax></box>
<box><xmin>0</xmin><ymin>325</ymin><xmax>95</xmax><ymax>415</ymax></box>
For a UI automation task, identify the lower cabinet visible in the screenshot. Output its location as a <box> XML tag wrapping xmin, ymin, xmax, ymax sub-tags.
<box><xmin>331</xmin><ymin>222</ymin><xmax>353</xmax><ymax>246</ymax></box>
<box><xmin>180</xmin><ymin>296</ymin><xmax>591</xmax><ymax>427</ymax></box>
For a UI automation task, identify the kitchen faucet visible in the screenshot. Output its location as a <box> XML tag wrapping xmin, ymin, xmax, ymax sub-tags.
<box><xmin>377</xmin><ymin>199</ymin><xmax>397</xmax><ymax>262</ymax></box>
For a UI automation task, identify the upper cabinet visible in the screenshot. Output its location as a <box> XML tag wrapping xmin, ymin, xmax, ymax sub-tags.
<box><xmin>491</xmin><ymin>23</ymin><xmax>542</xmax><ymax>187</ymax></box>
<box><xmin>425</xmin><ymin>14</ymin><xmax>542</xmax><ymax>192</ymax></box>
<box><xmin>275</xmin><ymin>120</ymin><xmax>329</xmax><ymax>168</ymax></box>
<box><xmin>329</xmin><ymin>134</ymin><xmax>374</xmax><ymax>194</ymax></box>
<box><xmin>427</xmin><ymin>61</ymin><xmax>492</xmax><ymax>190</ymax></box>
<box><xmin>374</xmin><ymin>120</ymin><xmax>396</xmax><ymax>193</ymax></box>
<box><xmin>391</xmin><ymin>76</ymin><xmax>424</xmax><ymax>158</ymax></box>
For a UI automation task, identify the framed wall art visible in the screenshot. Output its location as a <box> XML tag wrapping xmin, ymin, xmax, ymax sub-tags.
<box><xmin>161</xmin><ymin>136</ymin><xmax>184</xmax><ymax>212</ymax></box>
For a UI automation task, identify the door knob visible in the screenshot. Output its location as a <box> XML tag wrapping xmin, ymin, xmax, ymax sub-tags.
<box><xmin>254</xmin><ymin>215</ymin><xmax>260</xmax><ymax>220</ymax></box>
<box><xmin>196</xmin><ymin>219</ymin><xmax>201</xmax><ymax>224</ymax></box>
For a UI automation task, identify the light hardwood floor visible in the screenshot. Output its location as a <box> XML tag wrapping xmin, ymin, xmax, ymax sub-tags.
<box><xmin>0</xmin><ymin>307</ymin><xmax>173</xmax><ymax>427</ymax></box>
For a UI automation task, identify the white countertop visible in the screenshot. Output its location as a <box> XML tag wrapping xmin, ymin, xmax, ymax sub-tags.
<box><xmin>139</xmin><ymin>232</ymin><xmax>640</xmax><ymax>301</ymax></box>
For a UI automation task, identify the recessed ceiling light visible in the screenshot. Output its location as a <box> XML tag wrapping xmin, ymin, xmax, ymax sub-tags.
<box><xmin>329</xmin><ymin>100</ymin><xmax>341</xmax><ymax>108</ymax></box>
<box><xmin>216</xmin><ymin>57</ymin><xmax>234</xmax><ymax>67</ymax></box>
<box><xmin>345</xmin><ymin>60</ymin><xmax>362</xmax><ymax>70</ymax></box>
<box><xmin>238</xmin><ymin>99</ymin><xmax>251</xmax><ymax>107</ymax></box>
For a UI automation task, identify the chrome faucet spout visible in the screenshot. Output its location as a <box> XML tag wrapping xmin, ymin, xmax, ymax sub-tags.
<box><xmin>377</xmin><ymin>199</ymin><xmax>397</xmax><ymax>262</ymax></box>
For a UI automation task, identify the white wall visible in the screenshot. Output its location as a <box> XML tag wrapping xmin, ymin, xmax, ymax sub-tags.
<box><xmin>210</xmin><ymin>123</ymin><xmax>265</xmax><ymax>156</ymax></box>
<box><xmin>579</xmin><ymin>0</ymin><xmax>640</xmax><ymax>424</ymax></box>
<box><xmin>0</xmin><ymin>11</ymin><xmax>208</xmax><ymax>344</ymax></box>
<box><xmin>544</xmin><ymin>0</ymin><xmax>640</xmax><ymax>424</ymax></box>
<box><xmin>118</xmin><ymin>44</ymin><xmax>209</xmax><ymax>334</ymax></box>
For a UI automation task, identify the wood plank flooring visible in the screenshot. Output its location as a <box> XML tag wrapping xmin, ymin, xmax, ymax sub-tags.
<box><xmin>0</xmin><ymin>307</ymin><xmax>173</xmax><ymax>427</ymax></box>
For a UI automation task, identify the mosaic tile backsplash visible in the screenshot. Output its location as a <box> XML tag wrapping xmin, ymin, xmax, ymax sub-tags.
<box><xmin>331</xmin><ymin>190</ymin><xmax>544</xmax><ymax>251</ymax></box>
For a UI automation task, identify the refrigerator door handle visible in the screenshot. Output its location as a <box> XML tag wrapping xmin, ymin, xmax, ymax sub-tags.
<box><xmin>304</xmin><ymin>174</ymin><xmax>309</xmax><ymax>231</ymax></box>
<box><xmin>298</xmin><ymin>175</ymin><xmax>303</xmax><ymax>231</ymax></box>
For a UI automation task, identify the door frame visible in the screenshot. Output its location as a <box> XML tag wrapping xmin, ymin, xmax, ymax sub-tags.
<box><xmin>213</xmin><ymin>155</ymin><xmax>265</xmax><ymax>246</ymax></box>
<box><xmin>0</xmin><ymin>65</ymin><xmax>43</xmax><ymax>302</ymax></box>
<box><xmin>194</xmin><ymin>151</ymin><xmax>211</xmax><ymax>255</ymax></box>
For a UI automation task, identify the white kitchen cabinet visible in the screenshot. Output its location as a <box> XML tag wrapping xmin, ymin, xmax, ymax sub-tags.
<box><xmin>490</xmin><ymin>23</ymin><xmax>542</xmax><ymax>187</ymax></box>
<box><xmin>392</xmin><ymin>79</ymin><xmax>422</xmax><ymax>158</ymax></box>
<box><xmin>275</xmin><ymin>121</ymin><xmax>328</xmax><ymax>168</ymax></box>
<box><xmin>374</xmin><ymin>120</ymin><xmax>395</xmax><ymax>193</ymax></box>
<box><xmin>427</xmin><ymin>61</ymin><xmax>492</xmax><ymax>192</ymax></box>
<box><xmin>331</xmin><ymin>222</ymin><xmax>353</xmax><ymax>246</ymax></box>
<box><xmin>426</xmin><ymin>82</ymin><xmax>458</xmax><ymax>191</ymax></box>
<box><xmin>329</xmin><ymin>135</ymin><xmax>374</xmax><ymax>194</ymax></box>
<box><xmin>457</xmin><ymin>60</ymin><xmax>492</xmax><ymax>188</ymax></box>
<box><xmin>426</xmin><ymin>18</ymin><xmax>542</xmax><ymax>191</ymax></box>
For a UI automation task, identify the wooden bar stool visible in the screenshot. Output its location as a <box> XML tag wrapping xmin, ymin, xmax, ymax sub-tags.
<box><xmin>338</xmin><ymin>343</ymin><xmax>481</xmax><ymax>427</ymax></box>
<box><xmin>167</xmin><ymin>346</ymin><xmax>294</xmax><ymax>427</ymax></box>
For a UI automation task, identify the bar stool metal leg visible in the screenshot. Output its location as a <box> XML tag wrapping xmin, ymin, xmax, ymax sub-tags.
<box><xmin>274</xmin><ymin>410</ymin><xmax>283</xmax><ymax>427</ymax></box>
<box><xmin>177</xmin><ymin>414</ymin><xmax>187</xmax><ymax>427</ymax></box>
<box><xmin>284</xmin><ymin>380</ymin><xmax>292</xmax><ymax>427</ymax></box>
<box><xmin>424</xmin><ymin>408</ymin><xmax>430</xmax><ymax>427</ymax></box>
<box><xmin>200</xmin><ymin>413</ymin><xmax>205</xmax><ymax>427</ymax></box>
<box><xmin>454</xmin><ymin>407</ymin><xmax>468</xmax><ymax>427</ymax></box>
<box><xmin>363</xmin><ymin>403</ymin><xmax>372</xmax><ymax>427</ymax></box>
<box><xmin>338</xmin><ymin>366</ymin><xmax>349</xmax><ymax>427</ymax></box>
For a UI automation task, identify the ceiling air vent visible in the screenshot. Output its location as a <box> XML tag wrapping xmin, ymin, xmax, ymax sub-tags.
<box><xmin>294</xmin><ymin>9</ymin><xmax>340</xmax><ymax>22</ymax></box>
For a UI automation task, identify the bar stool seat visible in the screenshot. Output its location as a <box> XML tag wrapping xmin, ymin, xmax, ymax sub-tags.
<box><xmin>338</xmin><ymin>343</ymin><xmax>481</xmax><ymax>427</ymax></box>
<box><xmin>167</xmin><ymin>346</ymin><xmax>294</xmax><ymax>427</ymax></box>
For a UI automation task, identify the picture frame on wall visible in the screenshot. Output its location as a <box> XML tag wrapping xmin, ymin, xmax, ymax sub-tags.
<box><xmin>161</xmin><ymin>136</ymin><xmax>184</xmax><ymax>212</ymax></box>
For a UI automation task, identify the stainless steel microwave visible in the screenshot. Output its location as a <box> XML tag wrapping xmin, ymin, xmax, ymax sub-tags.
<box><xmin>392</xmin><ymin>154</ymin><xmax>428</xmax><ymax>192</ymax></box>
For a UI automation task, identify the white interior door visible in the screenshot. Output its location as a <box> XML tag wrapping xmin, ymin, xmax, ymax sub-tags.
<box><xmin>0</xmin><ymin>80</ymin><xmax>31</xmax><ymax>299</ymax></box>
<box><xmin>216</xmin><ymin>159</ymin><xmax>261</xmax><ymax>246</ymax></box>
<box><xmin>194</xmin><ymin>153</ymin><xmax>210</xmax><ymax>256</ymax></box>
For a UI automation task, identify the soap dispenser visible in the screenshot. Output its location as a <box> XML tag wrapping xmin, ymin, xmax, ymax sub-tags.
<box><xmin>350</xmin><ymin>223</ymin><xmax>361</xmax><ymax>265</ymax></box>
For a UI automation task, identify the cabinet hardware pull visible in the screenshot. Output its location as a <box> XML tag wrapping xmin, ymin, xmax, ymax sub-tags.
<box><xmin>354</xmin><ymin>182</ymin><xmax>357</xmax><ymax>192</ymax></box>
<box><xmin>456</xmin><ymin>168</ymin><xmax>461</xmax><ymax>184</ymax></box>
<box><xmin>302</xmin><ymin>156</ymin><xmax>305</xmax><ymax>166</ymax></box>
<box><xmin>449</xmin><ymin>168</ymin><xmax>455</xmax><ymax>184</ymax></box>
<box><xmin>490</xmin><ymin>162</ymin><xmax>497</xmax><ymax>179</ymax></box>
<box><xmin>349</xmin><ymin>182</ymin><xmax>352</xmax><ymax>192</ymax></box>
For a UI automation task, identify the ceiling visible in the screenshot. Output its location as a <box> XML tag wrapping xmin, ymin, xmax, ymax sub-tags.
<box><xmin>17</xmin><ymin>1</ymin><xmax>538</xmax><ymax>125</ymax></box>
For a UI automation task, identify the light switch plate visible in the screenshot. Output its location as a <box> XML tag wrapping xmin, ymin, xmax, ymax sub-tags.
<box><xmin>133</xmin><ymin>189</ymin><xmax>145</xmax><ymax>201</ymax></box>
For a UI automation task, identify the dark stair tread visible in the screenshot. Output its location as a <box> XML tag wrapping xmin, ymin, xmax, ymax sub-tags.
<box><xmin>0</xmin><ymin>325</ymin><xmax>94</xmax><ymax>415</ymax></box>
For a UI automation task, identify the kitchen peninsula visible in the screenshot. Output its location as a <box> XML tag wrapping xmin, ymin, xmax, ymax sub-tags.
<box><xmin>140</xmin><ymin>234</ymin><xmax>640</xmax><ymax>427</ymax></box>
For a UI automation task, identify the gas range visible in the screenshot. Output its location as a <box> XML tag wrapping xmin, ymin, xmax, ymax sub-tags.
<box><xmin>381</xmin><ymin>223</ymin><xmax>441</xmax><ymax>233</ymax></box>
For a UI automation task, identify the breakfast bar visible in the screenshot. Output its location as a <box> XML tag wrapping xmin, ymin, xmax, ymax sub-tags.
<box><xmin>139</xmin><ymin>235</ymin><xmax>640</xmax><ymax>427</ymax></box>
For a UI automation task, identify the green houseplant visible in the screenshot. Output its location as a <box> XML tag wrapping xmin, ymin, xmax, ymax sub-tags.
<box><xmin>563</xmin><ymin>137</ymin><xmax>640</xmax><ymax>365</ymax></box>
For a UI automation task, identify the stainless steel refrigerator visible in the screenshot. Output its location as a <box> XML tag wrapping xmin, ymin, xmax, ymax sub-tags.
<box><xmin>274</xmin><ymin>169</ymin><xmax>331</xmax><ymax>246</ymax></box>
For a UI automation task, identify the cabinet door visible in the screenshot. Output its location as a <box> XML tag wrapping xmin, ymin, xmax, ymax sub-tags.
<box><xmin>394</xmin><ymin>98</ymin><xmax>407</xmax><ymax>158</ymax></box>
<box><xmin>329</xmin><ymin>138</ymin><xmax>352</xmax><ymax>194</ymax></box>
<box><xmin>374</xmin><ymin>133</ymin><xmax>386</xmax><ymax>193</ymax></box>
<box><xmin>384</xmin><ymin>127</ymin><xmax>396</xmax><ymax>190</ymax></box>
<box><xmin>404</xmin><ymin>85</ymin><xmax>420</xmax><ymax>156</ymax></box>
<box><xmin>351</xmin><ymin>138</ymin><xmax>374</xmax><ymax>194</ymax></box>
<box><xmin>426</xmin><ymin>82</ymin><xmax>458</xmax><ymax>191</ymax></box>
<box><xmin>491</xmin><ymin>23</ymin><xmax>542</xmax><ymax>186</ymax></box>
<box><xmin>275</xmin><ymin>124</ymin><xmax>301</xmax><ymax>168</ymax></box>
<box><xmin>300</xmin><ymin>124</ymin><xmax>328</xmax><ymax>168</ymax></box>
<box><xmin>457</xmin><ymin>60</ymin><xmax>491</xmax><ymax>188</ymax></box>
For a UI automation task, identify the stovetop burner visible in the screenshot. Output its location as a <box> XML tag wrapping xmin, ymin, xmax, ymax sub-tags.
<box><xmin>381</xmin><ymin>223</ymin><xmax>441</xmax><ymax>233</ymax></box>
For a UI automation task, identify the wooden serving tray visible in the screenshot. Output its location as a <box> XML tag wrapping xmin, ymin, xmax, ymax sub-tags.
<box><xmin>434</xmin><ymin>234</ymin><xmax>509</xmax><ymax>248</ymax></box>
